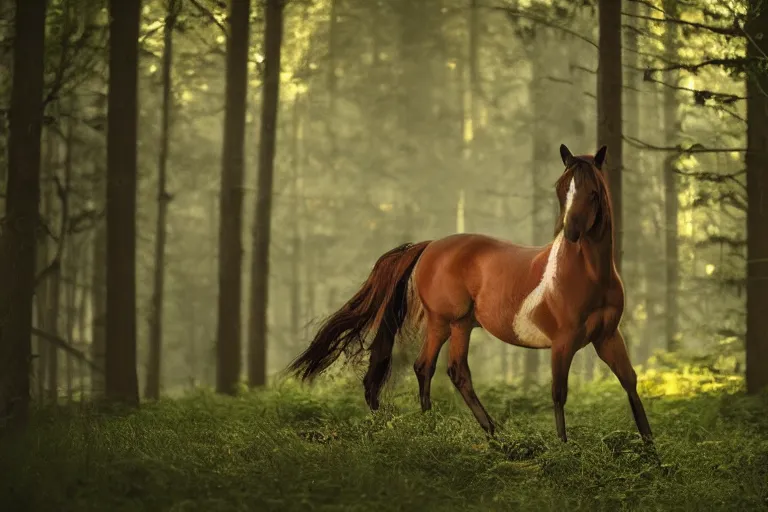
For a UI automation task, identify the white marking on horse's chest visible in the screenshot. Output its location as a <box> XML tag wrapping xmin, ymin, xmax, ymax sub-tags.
<box><xmin>512</xmin><ymin>234</ymin><xmax>565</xmax><ymax>348</ymax></box>
<box><xmin>512</xmin><ymin>177</ymin><xmax>575</xmax><ymax>348</ymax></box>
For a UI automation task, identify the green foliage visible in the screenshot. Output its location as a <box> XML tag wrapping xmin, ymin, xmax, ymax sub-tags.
<box><xmin>2</xmin><ymin>372</ymin><xmax>767</xmax><ymax>511</ymax></box>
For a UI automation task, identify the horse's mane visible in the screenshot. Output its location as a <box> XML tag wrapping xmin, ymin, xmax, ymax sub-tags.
<box><xmin>553</xmin><ymin>155</ymin><xmax>614</xmax><ymax>243</ymax></box>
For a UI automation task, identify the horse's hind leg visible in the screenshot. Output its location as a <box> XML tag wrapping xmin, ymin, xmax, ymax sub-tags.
<box><xmin>413</xmin><ymin>314</ymin><xmax>449</xmax><ymax>412</ymax></box>
<box><xmin>446</xmin><ymin>319</ymin><xmax>496</xmax><ymax>435</ymax></box>
<box><xmin>593</xmin><ymin>330</ymin><xmax>653</xmax><ymax>442</ymax></box>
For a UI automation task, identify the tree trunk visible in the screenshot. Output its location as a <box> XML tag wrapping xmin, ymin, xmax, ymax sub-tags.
<box><xmin>597</xmin><ymin>0</ymin><xmax>623</xmax><ymax>274</ymax></box>
<box><xmin>105</xmin><ymin>0</ymin><xmax>141</xmax><ymax>406</ymax></box>
<box><xmin>45</xmin><ymin>124</ymin><xmax>67</xmax><ymax>404</ymax></box>
<box><xmin>35</xmin><ymin>131</ymin><xmax>54</xmax><ymax>402</ymax></box>
<box><xmin>468</xmin><ymin>0</ymin><xmax>481</xmax><ymax>136</ymax></box>
<box><xmin>639</xmin><ymin>85</ymin><xmax>666</xmax><ymax>366</ymax></box>
<box><xmin>525</xmin><ymin>33</ymin><xmax>550</xmax><ymax>388</ymax></box>
<box><xmin>662</xmin><ymin>0</ymin><xmax>681</xmax><ymax>352</ymax></box>
<box><xmin>0</xmin><ymin>0</ymin><xmax>11</xmax><ymax>216</ymax></box>
<box><xmin>65</xmin><ymin>244</ymin><xmax>78</xmax><ymax>403</ymax></box>
<box><xmin>621</xmin><ymin>0</ymin><xmax>642</xmax><ymax>355</ymax></box>
<box><xmin>0</xmin><ymin>0</ymin><xmax>47</xmax><ymax>428</ymax></box>
<box><xmin>75</xmin><ymin>249</ymin><xmax>89</xmax><ymax>398</ymax></box>
<box><xmin>206</xmin><ymin>190</ymin><xmax>217</xmax><ymax>388</ymax></box>
<box><xmin>215</xmin><ymin>0</ymin><xmax>251</xmax><ymax>395</ymax></box>
<box><xmin>91</xmin><ymin>195</ymin><xmax>106</xmax><ymax>397</ymax></box>
<box><xmin>63</xmin><ymin>99</ymin><xmax>75</xmax><ymax>404</ymax></box>
<box><xmin>327</xmin><ymin>0</ymin><xmax>339</xmax><ymax>164</ymax></box>
<box><xmin>145</xmin><ymin>0</ymin><xmax>179</xmax><ymax>401</ymax></box>
<box><xmin>745</xmin><ymin>0</ymin><xmax>768</xmax><ymax>394</ymax></box>
<box><xmin>304</xmin><ymin>245</ymin><xmax>316</xmax><ymax>339</ymax></box>
<box><xmin>247</xmin><ymin>0</ymin><xmax>284</xmax><ymax>388</ymax></box>
<box><xmin>289</xmin><ymin>93</ymin><xmax>302</xmax><ymax>350</ymax></box>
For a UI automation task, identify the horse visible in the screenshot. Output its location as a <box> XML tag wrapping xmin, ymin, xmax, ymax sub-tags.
<box><xmin>288</xmin><ymin>144</ymin><xmax>653</xmax><ymax>443</ymax></box>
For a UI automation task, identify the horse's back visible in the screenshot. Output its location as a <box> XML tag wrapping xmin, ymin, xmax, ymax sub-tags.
<box><xmin>414</xmin><ymin>233</ymin><xmax>546</xmax><ymax>322</ymax></box>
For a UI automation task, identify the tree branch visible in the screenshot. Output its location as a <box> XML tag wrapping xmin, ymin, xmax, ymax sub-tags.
<box><xmin>675</xmin><ymin>168</ymin><xmax>747</xmax><ymax>191</ymax></box>
<box><xmin>695</xmin><ymin>235</ymin><xmax>746</xmax><ymax>249</ymax></box>
<box><xmin>642</xmin><ymin>75</ymin><xmax>745</xmax><ymax>106</ymax></box>
<box><xmin>645</xmin><ymin>57</ymin><xmax>751</xmax><ymax>76</ymax></box>
<box><xmin>31</xmin><ymin>327</ymin><xmax>104</xmax><ymax>374</ymax></box>
<box><xmin>621</xmin><ymin>9</ymin><xmax>742</xmax><ymax>37</ymax></box>
<box><xmin>188</xmin><ymin>0</ymin><xmax>228</xmax><ymax>36</ymax></box>
<box><xmin>624</xmin><ymin>135</ymin><xmax>747</xmax><ymax>154</ymax></box>
<box><xmin>485</xmin><ymin>6</ymin><xmax>598</xmax><ymax>49</ymax></box>
<box><xmin>693</xmin><ymin>190</ymin><xmax>747</xmax><ymax>212</ymax></box>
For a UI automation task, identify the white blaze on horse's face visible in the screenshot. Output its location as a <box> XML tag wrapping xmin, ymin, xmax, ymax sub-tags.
<box><xmin>564</xmin><ymin>177</ymin><xmax>576</xmax><ymax>217</ymax></box>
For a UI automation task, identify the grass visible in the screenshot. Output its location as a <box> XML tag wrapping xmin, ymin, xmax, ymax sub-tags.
<box><xmin>1</xmin><ymin>369</ymin><xmax>767</xmax><ymax>512</ymax></box>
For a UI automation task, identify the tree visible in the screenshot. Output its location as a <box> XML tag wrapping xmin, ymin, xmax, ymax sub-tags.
<box><xmin>248</xmin><ymin>0</ymin><xmax>285</xmax><ymax>387</ymax></box>
<box><xmin>662</xmin><ymin>0</ymin><xmax>681</xmax><ymax>352</ymax></box>
<box><xmin>105</xmin><ymin>0</ymin><xmax>141</xmax><ymax>405</ymax></box>
<box><xmin>146</xmin><ymin>0</ymin><xmax>181</xmax><ymax>401</ymax></box>
<box><xmin>745</xmin><ymin>0</ymin><xmax>768</xmax><ymax>394</ymax></box>
<box><xmin>597</xmin><ymin>0</ymin><xmax>623</xmax><ymax>272</ymax></box>
<box><xmin>91</xmin><ymin>172</ymin><xmax>107</xmax><ymax>398</ymax></box>
<box><xmin>526</xmin><ymin>30</ymin><xmax>550</xmax><ymax>387</ymax></box>
<box><xmin>0</xmin><ymin>0</ymin><xmax>47</xmax><ymax>427</ymax></box>
<box><xmin>216</xmin><ymin>0</ymin><xmax>251</xmax><ymax>395</ymax></box>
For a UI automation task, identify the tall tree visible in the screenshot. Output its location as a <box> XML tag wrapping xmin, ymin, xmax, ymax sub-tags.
<box><xmin>216</xmin><ymin>0</ymin><xmax>251</xmax><ymax>395</ymax></box>
<box><xmin>248</xmin><ymin>0</ymin><xmax>285</xmax><ymax>387</ymax></box>
<box><xmin>146</xmin><ymin>0</ymin><xmax>181</xmax><ymax>401</ymax></box>
<box><xmin>289</xmin><ymin>93</ymin><xmax>302</xmax><ymax>351</ymax></box>
<box><xmin>524</xmin><ymin>31</ymin><xmax>549</xmax><ymax>387</ymax></box>
<box><xmin>662</xmin><ymin>0</ymin><xmax>681</xmax><ymax>352</ymax></box>
<box><xmin>745</xmin><ymin>0</ymin><xmax>768</xmax><ymax>394</ymax></box>
<box><xmin>0</xmin><ymin>0</ymin><xmax>47</xmax><ymax>427</ymax></box>
<box><xmin>105</xmin><ymin>0</ymin><xmax>141</xmax><ymax>405</ymax></box>
<box><xmin>91</xmin><ymin>176</ymin><xmax>107</xmax><ymax>397</ymax></box>
<box><xmin>327</xmin><ymin>0</ymin><xmax>339</xmax><ymax>165</ymax></box>
<box><xmin>597</xmin><ymin>0</ymin><xmax>623</xmax><ymax>273</ymax></box>
<box><xmin>45</xmin><ymin>147</ymin><xmax>62</xmax><ymax>404</ymax></box>
<box><xmin>37</xmin><ymin>132</ymin><xmax>56</xmax><ymax>402</ymax></box>
<box><xmin>622</xmin><ymin>0</ymin><xmax>641</xmax><ymax>354</ymax></box>
<box><xmin>0</xmin><ymin>0</ymin><xmax>11</xmax><ymax>216</ymax></box>
<box><xmin>35</xmin><ymin>157</ymin><xmax>51</xmax><ymax>401</ymax></box>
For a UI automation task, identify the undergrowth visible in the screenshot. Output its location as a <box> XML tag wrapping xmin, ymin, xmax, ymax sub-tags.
<box><xmin>0</xmin><ymin>368</ymin><xmax>766</xmax><ymax>511</ymax></box>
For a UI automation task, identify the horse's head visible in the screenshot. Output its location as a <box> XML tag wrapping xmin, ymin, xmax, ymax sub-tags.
<box><xmin>554</xmin><ymin>144</ymin><xmax>612</xmax><ymax>244</ymax></box>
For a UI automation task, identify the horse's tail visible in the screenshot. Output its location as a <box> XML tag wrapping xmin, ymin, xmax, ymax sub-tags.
<box><xmin>287</xmin><ymin>241</ymin><xmax>430</xmax><ymax>393</ymax></box>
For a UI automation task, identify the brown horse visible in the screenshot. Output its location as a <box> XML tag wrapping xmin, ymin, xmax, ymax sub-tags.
<box><xmin>288</xmin><ymin>144</ymin><xmax>653</xmax><ymax>443</ymax></box>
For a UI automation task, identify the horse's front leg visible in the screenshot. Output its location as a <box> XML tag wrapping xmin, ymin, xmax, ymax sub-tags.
<box><xmin>550</xmin><ymin>329</ymin><xmax>580</xmax><ymax>442</ymax></box>
<box><xmin>593</xmin><ymin>329</ymin><xmax>653</xmax><ymax>442</ymax></box>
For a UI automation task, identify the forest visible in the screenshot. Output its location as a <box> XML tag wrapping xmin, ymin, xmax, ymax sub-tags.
<box><xmin>0</xmin><ymin>0</ymin><xmax>767</xmax><ymax>510</ymax></box>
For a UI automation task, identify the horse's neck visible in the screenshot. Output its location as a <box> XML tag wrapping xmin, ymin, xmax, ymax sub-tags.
<box><xmin>582</xmin><ymin>224</ymin><xmax>615</xmax><ymax>282</ymax></box>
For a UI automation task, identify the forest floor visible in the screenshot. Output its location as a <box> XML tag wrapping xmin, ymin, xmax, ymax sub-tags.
<box><xmin>1</xmin><ymin>367</ymin><xmax>767</xmax><ymax>512</ymax></box>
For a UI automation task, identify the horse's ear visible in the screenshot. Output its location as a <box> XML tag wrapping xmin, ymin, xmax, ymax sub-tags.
<box><xmin>594</xmin><ymin>145</ymin><xmax>608</xmax><ymax>170</ymax></box>
<box><xmin>559</xmin><ymin>144</ymin><xmax>573</xmax><ymax>166</ymax></box>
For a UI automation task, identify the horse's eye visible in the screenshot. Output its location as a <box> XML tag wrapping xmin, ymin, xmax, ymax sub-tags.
<box><xmin>590</xmin><ymin>191</ymin><xmax>599</xmax><ymax>202</ymax></box>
